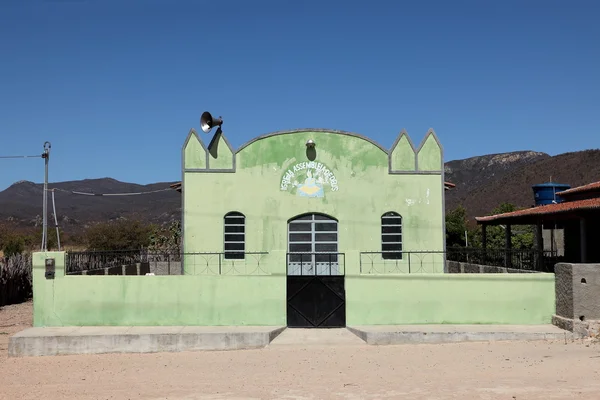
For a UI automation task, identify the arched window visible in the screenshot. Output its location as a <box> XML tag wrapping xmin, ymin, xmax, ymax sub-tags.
<box><xmin>287</xmin><ymin>213</ymin><xmax>339</xmax><ymax>275</ymax></box>
<box><xmin>381</xmin><ymin>212</ymin><xmax>402</xmax><ymax>260</ymax></box>
<box><xmin>224</xmin><ymin>212</ymin><xmax>245</xmax><ymax>260</ymax></box>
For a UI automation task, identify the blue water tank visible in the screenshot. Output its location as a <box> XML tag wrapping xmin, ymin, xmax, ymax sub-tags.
<box><xmin>532</xmin><ymin>182</ymin><xmax>571</xmax><ymax>206</ymax></box>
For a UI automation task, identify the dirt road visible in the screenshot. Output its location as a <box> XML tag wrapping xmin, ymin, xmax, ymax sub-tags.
<box><xmin>0</xmin><ymin>300</ymin><xmax>32</xmax><ymax>356</ymax></box>
<box><xmin>2</xmin><ymin>302</ymin><xmax>600</xmax><ymax>399</ymax></box>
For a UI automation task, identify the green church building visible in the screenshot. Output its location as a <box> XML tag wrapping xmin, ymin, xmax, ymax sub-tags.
<box><xmin>31</xmin><ymin>121</ymin><xmax>556</xmax><ymax>329</ymax></box>
<box><xmin>181</xmin><ymin>125</ymin><xmax>446</xmax><ymax>327</ymax></box>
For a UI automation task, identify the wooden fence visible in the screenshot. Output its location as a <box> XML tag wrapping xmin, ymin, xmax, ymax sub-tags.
<box><xmin>0</xmin><ymin>253</ymin><xmax>32</xmax><ymax>307</ymax></box>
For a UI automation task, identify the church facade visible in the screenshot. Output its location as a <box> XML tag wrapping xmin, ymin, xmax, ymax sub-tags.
<box><xmin>30</xmin><ymin>126</ymin><xmax>555</xmax><ymax>329</ymax></box>
<box><xmin>180</xmin><ymin>126</ymin><xmax>446</xmax><ymax>327</ymax></box>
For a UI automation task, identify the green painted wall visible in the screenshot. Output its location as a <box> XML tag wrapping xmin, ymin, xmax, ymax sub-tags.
<box><xmin>346</xmin><ymin>274</ymin><xmax>556</xmax><ymax>325</ymax></box>
<box><xmin>32</xmin><ymin>252</ymin><xmax>555</xmax><ymax>326</ymax></box>
<box><xmin>29</xmin><ymin>130</ymin><xmax>556</xmax><ymax>328</ymax></box>
<box><xmin>32</xmin><ymin>252</ymin><xmax>65</xmax><ymax>327</ymax></box>
<box><xmin>184</xmin><ymin>129</ymin><xmax>445</xmax><ymax>277</ymax></box>
<box><xmin>417</xmin><ymin>132</ymin><xmax>443</xmax><ymax>171</ymax></box>
<box><xmin>32</xmin><ymin>252</ymin><xmax>284</xmax><ymax>327</ymax></box>
<box><xmin>390</xmin><ymin>133</ymin><xmax>416</xmax><ymax>171</ymax></box>
<box><xmin>207</xmin><ymin>133</ymin><xmax>234</xmax><ymax>170</ymax></box>
<box><xmin>183</xmin><ymin>130</ymin><xmax>207</xmax><ymax>169</ymax></box>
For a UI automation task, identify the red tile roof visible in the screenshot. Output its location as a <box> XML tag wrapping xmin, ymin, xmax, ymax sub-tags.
<box><xmin>557</xmin><ymin>181</ymin><xmax>600</xmax><ymax>197</ymax></box>
<box><xmin>170</xmin><ymin>182</ymin><xmax>182</xmax><ymax>193</ymax></box>
<box><xmin>476</xmin><ymin>197</ymin><xmax>600</xmax><ymax>223</ymax></box>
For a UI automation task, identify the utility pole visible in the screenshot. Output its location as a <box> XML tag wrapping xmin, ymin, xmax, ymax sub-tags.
<box><xmin>41</xmin><ymin>142</ymin><xmax>51</xmax><ymax>251</ymax></box>
<box><xmin>0</xmin><ymin>144</ymin><xmax>50</xmax><ymax>250</ymax></box>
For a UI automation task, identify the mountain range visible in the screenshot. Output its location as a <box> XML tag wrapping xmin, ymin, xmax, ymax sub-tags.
<box><xmin>444</xmin><ymin>149</ymin><xmax>600</xmax><ymax>217</ymax></box>
<box><xmin>0</xmin><ymin>179</ymin><xmax>180</xmax><ymax>231</ymax></box>
<box><xmin>1</xmin><ymin>148</ymin><xmax>599</xmax><ymax>231</ymax></box>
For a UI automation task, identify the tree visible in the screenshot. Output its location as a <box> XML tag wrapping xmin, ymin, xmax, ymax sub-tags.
<box><xmin>473</xmin><ymin>203</ymin><xmax>534</xmax><ymax>250</ymax></box>
<box><xmin>85</xmin><ymin>219</ymin><xmax>154</xmax><ymax>251</ymax></box>
<box><xmin>446</xmin><ymin>205</ymin><xmax>471</xmax><ymax>248</ymax></box>
<box><xmin>0</xmin><ymin>224</ymin><xmax>68</xmax><ymax>253</ymax></box>
<box><xmin>2</xmin><ymin>235</ymin><xmax>25</xmax><ymax>257</ymax></box>
<box><xmin>27</xmin><ymin>227</ymin><xmax>64</xmax><ymax>251</ymax></box>
<box><xmin>0</xmin><ymin>224</ymin><xmax>8</xmax><ymax>250</ymax></box>
<box><xmin>446</xmin><ymin>203</ymin><xmax>535</xmax><ymax>250</ymax></box>
<box><xmin>149</xmin><ymin>220</ymin><xmax>181</xmax><ymax>252</ymax></box>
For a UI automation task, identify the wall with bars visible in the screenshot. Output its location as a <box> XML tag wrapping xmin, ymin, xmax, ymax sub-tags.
<box><xmin>34</xmin><ymin>252</ymin><xmax>555</xmax><ymax>326</ymax></box>
<box><xmin>182</xmin><ymin>128</ymin><xmax>447</xmax><ymax>276</ymax></box>
<box><xmin>33</xmin><ymin>252</ymin><xmax>285</xmax><ymax>327</ymax></box>
<box><xmin>30</xmin><ymin>127</ymin><xmax>553</xmax><ymax>327</ymax></box>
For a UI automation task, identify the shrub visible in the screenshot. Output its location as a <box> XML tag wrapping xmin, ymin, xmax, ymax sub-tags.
<box><xmin>149</xmin><ymin>220</ymin><xmax>181</xmax><ymax>252</ymax></box>
<box><xmin>2</xmin><ymin>235</ymin><xmax>25</xmax><ymax>257</ymax></box>
<box><xmin>85</xmin><ymin>219</ymin><xmax>154</xmax><ymax>251</ymax></box>
<box><xmin>0</xmin><ymin>252</ymin><xmax>32</xmax><ymax>306</ymax></box>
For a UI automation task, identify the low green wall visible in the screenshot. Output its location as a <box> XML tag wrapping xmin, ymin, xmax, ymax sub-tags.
<box><xmin>33</xmin><ymin>252</ymin><xmax>285</xmax><ymax>327</ymax></box>
<box><xmin>346</xmin><ymin>274</ymin><xmax>556</xmax><ymax>325</ymax></box>
<box><xmin>33</xmin><ymin>252</ymin><xmax>555</xmax><ymax>327</ymax></box>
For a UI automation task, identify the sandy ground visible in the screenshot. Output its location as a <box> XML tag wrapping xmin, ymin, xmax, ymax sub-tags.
<box><xmin>0</xmin><ymin>300</ymin><xmax>32</xmax><ymax>355</ymax></box>
<box><xmin>2</xmin><ymin>302</ymin><xmax>600</xmax><ymax>399</ymax></box>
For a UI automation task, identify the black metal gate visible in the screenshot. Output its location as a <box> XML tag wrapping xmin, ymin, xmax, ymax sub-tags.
<box><xmin>286</xmin><ymin>251</ymin><xmax>346</xmax><ymax>328</ymax></box>
<box><xmin>287</xmin><ymin>214</ymin><xmax>345</xmax><ymax>328</ymax></box>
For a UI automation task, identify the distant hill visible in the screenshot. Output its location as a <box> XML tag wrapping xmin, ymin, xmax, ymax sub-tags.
<box><xmin>0</xmin><ymin>178</ymin><xmax>180</xmax><ymax>230</ymax></box>
<box><xmin>444</xmin><ymin>151</ymin><xmax>550</xmax><ymax>201</ymax></box>
<box><xmin>450</xmin><ymin>150</ymin><xmax>600</xmax><ymax>218</ymax></box>
<box><xmin>444</xmin><ymin>150</ymin><xmax>551</xmax><ymax>216</ymax></box>
<box><xmin>1</xmin><ymin>149</ymin><xmax>599</xmax><ymax>231</ymax></box>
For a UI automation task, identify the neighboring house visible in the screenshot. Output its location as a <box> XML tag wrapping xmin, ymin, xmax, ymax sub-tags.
<box><xmin>476</xmin><ymin>181</ymin><xmax>600</xmax><ymax>264</ymax></box>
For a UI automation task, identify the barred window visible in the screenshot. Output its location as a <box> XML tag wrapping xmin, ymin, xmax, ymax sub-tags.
<box><xmin>224</xmin><ymin>212</ymin><xmax>245</xmax><ymax>260</ymax></box>
<box><xmin>382</xmin><ymin>212</ymin><xmax>402</xmax><ymax>260</ymax></box>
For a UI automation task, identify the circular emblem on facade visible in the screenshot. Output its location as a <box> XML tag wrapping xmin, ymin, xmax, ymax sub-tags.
<box><xmin>280</xmin><ymin>161</ymin><xmax>339</xmax><ymax>198</ymax></box>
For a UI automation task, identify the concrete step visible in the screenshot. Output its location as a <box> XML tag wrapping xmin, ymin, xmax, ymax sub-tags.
<box><xmin>9</xmin><ymin>324</ymin><xmax>575</xmax><ymax>357</ymax></box>
<box><xmin>268</xmin><ymin>328</ymin><xmax>366</xmax><ymax>347</ymax></box>
<box><xmin>8</xmin><ymin>326</ymin><xmax>286</xmax><ymax>357</ymax></box>
<box><xmin>347</xmin><ymin>324</ymin><xmax>575</xmax><ymax>345</ymax></box>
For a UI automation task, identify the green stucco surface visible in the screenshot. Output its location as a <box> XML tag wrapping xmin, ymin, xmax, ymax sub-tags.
<box><xmin>208</xmin><ymin>133</ymin><xmax>234</xmax><ymax>170</ymax></box>
<box><xmin>183</xmin><ymin>130</ymin><xmax>206</xmax><ymax>169</ymax></box>
<box><xmin>417</xmin><ymin>132</ymin><xmax>443</xmax><ymax>171</ymax></box>
<box><xmin>32</xmin><ymin>252</ymin><xmax>555</xmax><ymax>326</ymax></box>
<box><xmin>32</xmin><ymin>252</ymin><xmax>284</xmax><ymax>327</ymax></box>
<box><xmin>29</xmin><ymin>129</ymin><xmax>555</xmax><ymax>328</ymax></box>
<box><xmin>390</xmin><ymin>134</ymin><xmax>416</xmax><ymax>171</ymax></box>
<box><xmin>346</xmin><ymin>274</ymin><xmax>556</xmax><ymax>325</ymax></box>
<box><xmin>237</xmin><ymin>131</ymin><xmax>386</xmax><ymax>170</ymax></box>
<box><xmin>184</xmin><ymin>130</ymin><xmax>445</xmax><ymax>268</ymax></box>
<box><xmin>32</xmin><ymin>252</ymin><xmax>65</xmax><ymax>327</ymax></box>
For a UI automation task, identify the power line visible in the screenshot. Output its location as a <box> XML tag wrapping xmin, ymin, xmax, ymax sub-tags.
<box><xmin>1</xmin><ymin>142</ymin><xmax>52</xmax><ymax>251</ymax></box>
<box><xmin>48</xmin><ymin>187</ymin><xmax>175</xmax><ymax>197</ymax></box>
<box><xmin>0</xmin><ymin>154</ymin><xmax>42</xmax><ymax>159</ymax></box>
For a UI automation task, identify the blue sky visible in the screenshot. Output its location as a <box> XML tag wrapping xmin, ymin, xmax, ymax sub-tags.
<box><xmin>1</xmin><ymin>0</ymin><xmax>599</xmax><ymax>190</ymax></box>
